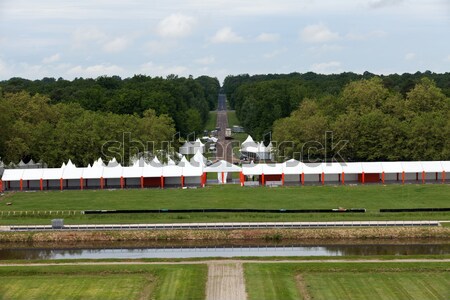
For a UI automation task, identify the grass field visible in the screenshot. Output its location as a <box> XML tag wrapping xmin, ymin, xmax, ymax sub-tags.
<box><xmin>205</xmin><ymin>111</ymin><xmax>218</xmax><ymax>131</ymax></box>
<box><xmin>0</xmin><ymin>184</ymin><xmax>449</xmax><ymax>224</ymax></box>
<box><xmin>227</xmin><ymin>110</ymin><xmax>240</xmax><ymax>127</ymax></box>
<box><xmin>0</xmin><ymin>264</ymin><xmax>206</xmax><ymax>300</ymax></box>
<box><xmin>245</xmin><ymin>262</ymin><xmax>450</xmax><ymax>300</ymax></box>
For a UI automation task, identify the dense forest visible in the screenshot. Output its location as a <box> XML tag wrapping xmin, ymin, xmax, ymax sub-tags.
<box><xmin>0</xmin><ymin>91</ymin><xmax>176</xmax><ymax>167</ymax></box>
<box><xmin>0</xmin><ymin>75</ymin><xmax>220</xmax><ymax>135</ymax></box>
<box><xmin>223</xmin><ymin>72</ymin><xmax>450</xmax><ymax>162</ymax></box>
<box><xmin>0</xmin><ymin>75</ymin><xmax>220</xmax><ymax>167</ymax></box>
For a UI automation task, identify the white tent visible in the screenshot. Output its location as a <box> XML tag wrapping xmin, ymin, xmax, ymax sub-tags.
<box><xmin>107</xmin><ymin>158</ymin><xmax>120</xmax><ymax>167</ymax></box>
<box><xmin>204</xmin><ymin>160</ymin><xmax>242</xmax><ymax>184</ymax></box>
<box><xmin>190</xmin><ymin>150</ymin><xmax>207</xmax><ymax>167</ymax></box>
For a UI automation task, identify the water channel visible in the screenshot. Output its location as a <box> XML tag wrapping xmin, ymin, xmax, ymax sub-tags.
<box><xmin>1</xmin><ymin>239</ymin><xmax>448</xmax><ymax>260</ymax></box>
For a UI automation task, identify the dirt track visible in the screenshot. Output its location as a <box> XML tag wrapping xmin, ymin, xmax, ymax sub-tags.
<box><xmin>215</xmin><ymin>94</ymin><xmax>233</xmax><ymax>163</ymax></box>
<box><xmin>206</xmin><ymin>262</ymin><xmax>247</xmax><ymax>300</ymax></box>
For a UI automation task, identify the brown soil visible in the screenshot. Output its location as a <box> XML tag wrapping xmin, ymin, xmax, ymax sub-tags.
<box><xmin>296</xmin><ymin>274</ymin><xmax>311</xmax><ymax>300</ymax></box>
<box><xmin>206</xmin><ymin>262</ymin><xmax>247</xmax><ymax>300</ymax></box>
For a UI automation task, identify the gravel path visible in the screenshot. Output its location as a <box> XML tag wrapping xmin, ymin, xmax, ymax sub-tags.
<box><xmin>206</xmin><ymin>262</ymin><xmax>247</xmax><ymax>300</ymax></box>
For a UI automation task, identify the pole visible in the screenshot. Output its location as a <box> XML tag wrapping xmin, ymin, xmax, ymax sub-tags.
<box><xmin>60</xmin><ymin>178</ymin><xmax>63</xmax><ymax>191</ymax></box>
<box><xmin>341</xmin><ymin>172</ymin><xmax>345</xmax><ymax>185</ymax></box>
<box><xmin>100</xmin><ymin>177</ymin><xmax>104</xmax><ymax>190</ymax></box>
<box><xmin>40</xmin><ymin>178</ymin><xmax>43</xmax><ymax>191</ymax></box>
<box><xmin>301</xmin><ymin>172</ymin><xmax>305</xmax><ymax>186</ymax></box>
<box><xmin>261</xmin><ymin>173</ymin><xmax>265</xmax><ymax>186</ymax></box>
<box><xmin>362</xmin><ymin>172</ymin><xmax>365</xmax><ymax>185</ymax></box>
<box><xmin>321</xmin><ymin>172</ymin><xmax>325</xmax><ymax>185</ymax></box>
<box><xmin>382</xmin><ymin>172</ymin><xmax>385</xmax><ymax>184</ymax></box>
<box><xmin>402</xmin><ymin>171</ymin><xmax>405</xmax><ymax>184</ymax></box>
<box><xmin>281</xmin><ymin>173</ymin><xmax>285</xmax><ymax>186</ymax></box>
<box><xmin>161</xmin><ymin>176</ymin><xmax>164</xmax><ymax>189</ymax></box>
<box><xmin>80</xmin><ymin>177</ymin><xmax>83</xmax><ymax>190</ymax></box>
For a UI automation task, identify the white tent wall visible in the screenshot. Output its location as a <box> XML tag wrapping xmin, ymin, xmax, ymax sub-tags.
<box><xmin>384</xmin><ymin>173</ymin><xmax>401</xmax><ymax>182</ymax></box>
<box><xmin>284</xmin><ymin>174</ymin><xmax>300</xmax><ymax>184</ymax></box>
<box><xmin>26</xmin><ymin>180</ymin><xmax>41</xmax><ymax>190</ymax></box>
<box><xmin>65</xmin><ymin>179</ymin><xmax>81</xmax><ymax>189</ymax></box>
<box><xmin>125</xmin><ymin>177</ymin><xmax>141</xmax><ymax>188</ymax></box>
<box><xmin>323</xmin><ymin>174</ymin><xmax>340</xmax><ymax>183</ymax></box>
<box><xmin>6</xmin><ymin>181</ymin><xmax>21</xmax><ymax>190</ymax></box>
<box><xmin>184</xmin><ymin>176</ymin><xmax>201</xmax><ymax>186</ymax></box>
<box><xmin>45</xmin><ymin>179</ymin><xmax>61</xmax><ymax>190</ymax></box>
<box><xmin>83</xmin><ymin>179</ymin><xmax>101</xmax><ymax>189</ymax></box>
<box><xmin>104</xmin><ymin>178</ymin><xmax>121</xmax><ymax>188</ymax></box>
<box><xmin>164</xmin><ymin>177</ymin><xmax>182</xmax><ymax>187</ymax></box>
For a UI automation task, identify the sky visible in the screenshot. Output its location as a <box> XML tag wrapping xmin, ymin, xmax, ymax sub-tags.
<box><xmin>0</xmin><ymin>0</ymin><xmax>449</xmax><ymax>83</ymax></box>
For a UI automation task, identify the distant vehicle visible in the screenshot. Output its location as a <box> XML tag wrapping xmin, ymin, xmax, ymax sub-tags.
<box><xmin>225</xmin><ymin>128</ymin><xmax>232</xmax><ymax>139</ymax></box>
<box><xmin>232</xmin><ymin>125</ymin><xmax>245</xmax><ymax>133</ymax></box>
<box><xmin>215</xmin><ymin>127</ymin><xmax>221</xmax><ymax>132</ymax></box>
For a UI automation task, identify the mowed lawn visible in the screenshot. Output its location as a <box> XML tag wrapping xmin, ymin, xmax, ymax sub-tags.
<box><xmin>0</xmin><ymin>264</ymin><xmax>206</xmax><ymax>300</ymax></box>
<box><xmin>245</xmin><ymin>262</ymin><xmax>450</xmax><ymax>300</ymax></box>
<box><xmin>2</xmin><ymin>184</ymin><xmax>449</xmax><ymax>211</ymax></box>
<box><xmin>1</xmin><ymin>185</ymin><xmax>449</xmax><ymax>224</ymax></box>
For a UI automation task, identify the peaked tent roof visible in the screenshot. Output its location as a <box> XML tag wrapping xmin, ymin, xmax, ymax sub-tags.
<box><xmin>204</xmin><ymin>160</ymin><xmax>242</xmax><ymax>173</ymax></box>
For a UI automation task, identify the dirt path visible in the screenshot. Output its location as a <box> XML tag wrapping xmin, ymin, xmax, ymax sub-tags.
<box><xmin>206</xmin><ymin>262</ymin><xmax>247</xmax><ymax>300</ymax></box>
<box><xmin>215</xmin><ymin>94</ymin><xmax>233</xmax><ymax>163</ymax></box>
<box><xmin>296</xmin><ymin>274</ymin><xmax>311</xmax><ymax>300</ymax></box>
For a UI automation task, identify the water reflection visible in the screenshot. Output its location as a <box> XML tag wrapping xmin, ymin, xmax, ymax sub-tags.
<box><xmin>1</xmin><ymin>239</ymin><xmax>448</xmax><ymax>260</ymax></box>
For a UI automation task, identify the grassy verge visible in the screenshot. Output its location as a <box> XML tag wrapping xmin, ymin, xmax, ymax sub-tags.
<box><xmin>1</xmin><ymin>227</ymin><xmax>448</xmax><ymax>243</ymax></box>
<box><xmin>227</xmin><ymin>110</ymin><xmax>240</xmax><ymax>127</ymax></box>
<box><xmin>2</xmin><ymin>184</ymin><xmax>449</xmax><ymax>211</ymax></box>
<box><xmin>0</xmin><ymin>264</ymin><xmax>206</xmax><ymax>300</ymax></box>
<box><xmin>0</xmin><ymin>185</ymin><xmax>449</xmax><ymax>224</ymax></box>
<box><xmin>245</xmin><ymin>262</ymin><xmax>450</xmax><ymax>300</ymax></box>
<box><xmin>204</xmin><ymin>111</ymin><xmax>218</xmax><ymax>131</ymax></box>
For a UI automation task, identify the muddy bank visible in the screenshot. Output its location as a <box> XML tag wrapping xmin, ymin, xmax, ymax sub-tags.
<box><xmin>0</xmin><ymin>227</ymin><xmax>449</xmax><ymax>243</ymax></box>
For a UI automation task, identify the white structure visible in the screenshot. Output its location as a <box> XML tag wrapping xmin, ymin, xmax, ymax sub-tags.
<box><xmin>240</xmin><ymin>135</ymin><xmax>272</xmax><ymax>160</ymax></box>
<box><xmin>1</xmin><ymin>159</ymin><xmax>449</xmax><ymax>191</ymax></box>
<box><xmin>179</xmin><ymin>138</ymin><xmax>205</xmax><ymax>155</ymax></box>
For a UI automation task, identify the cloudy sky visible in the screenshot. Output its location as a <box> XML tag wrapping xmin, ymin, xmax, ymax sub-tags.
<box><xmin>0</xmin><ymin>0</ymin><xmax>449</xmax><ymax>82</ymax></box>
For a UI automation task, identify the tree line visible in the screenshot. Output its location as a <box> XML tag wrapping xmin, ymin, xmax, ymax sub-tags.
<box><xmin>0</xmin><ymin>91</ymin><xmax>178</xmax><ymax>167</ymax></box>
<box><xmin>223</xmin><ymin>72</ymin><xmax>450</xmax><ymax>161</ymax></box>
<box><xmin>0</xmin><ymin>75</ymin><xmax>220</xmax><ymax>136</ymax></box>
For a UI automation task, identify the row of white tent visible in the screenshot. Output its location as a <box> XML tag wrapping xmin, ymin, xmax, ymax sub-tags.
<box><xmin>1</xmin><ymin>158</ymin><xmax>449</xmax><ymax>190</ymax></box>
<box><xmin>241</xmin><ymin>135</ymin><xmax>272</xmax><ymax>160</ymax></box>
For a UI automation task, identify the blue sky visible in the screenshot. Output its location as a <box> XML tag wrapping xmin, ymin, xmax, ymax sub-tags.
<box><xmin>0</xmin><ymin>0</ymin><xmax>449</xmax><ymax>83</ymax></box>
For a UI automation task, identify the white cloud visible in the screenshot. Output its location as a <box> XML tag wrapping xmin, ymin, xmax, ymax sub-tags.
<box><xmin>72</xmin><ymin>27</ymin><xmax>107</xmax><ymax>48</ymax></box>
<box><xmin>211</xmin><ymin>27</ymin><xmax>245</xmax><ymax>43</ymax></box>
<box><xmin>368</xmin><ymin>0</ymin><xmax>404</xmax><ymax>9</ymax></box>
<box><xmin>195</xmin><ymin>55</ymin><xmax>215</xmax><ymax>65</ymax></box>
<box><xmin>405</xmin><ymin>52</ymin><xmax>416</xmax><ymax>60</ymax></box>
<box><xmin>102</xmin><ymin>37</ymin><xmax>130</xmax><ymax>53</ymax></box>
<box><xmin>255</xmin><ymin>33</ymin><xmax>280</xmax><ymax>42</ymax></box>
<box><xmin>145</xmin><ymin>40</ymin><xmax>178</xmax><ymax>55</ymax></box>
<box><xmin>140</xmin><ymin>61</ymin><xmax>188</xmax><ymax>77</ymax></box>
<box><xmin>301</xmin><ymin>24</ymin><xmax>340</xmax><ymax>43</ymax></box>
<box><xmin>66</xmin><ymin>64</ymin><xmax>125</xmax><ymax>78</ymax></box>
<box><xmin>156</xmin><ymin>13</ymin><xmax>196</xmax><ymax>38</ymax></box>
<box><xmin>263</xmin><ymin>48</ymin><xmax>287</xmax><ymax>59</ymax></box>
<box><xmin>42</xmin><ymin>53</ymin><xmax>61</xmax><ymax>64</ymax></box>
<box><xmin>345</xmin><ymin>30</ymin><xmax>387</xmax><ymax>41</ymax></box>
<box><xmin>311</xmin><ymin>61</ymin><xmax>342</xmax><ymax>74</ymax></box>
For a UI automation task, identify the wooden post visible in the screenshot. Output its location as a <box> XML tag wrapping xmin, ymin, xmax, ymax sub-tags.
<box><xmin>100</xmin><ymin>177</ymin><xmax>104</xmax><ymax>190</ymax></box>
<box><xmin>402</xmin><ymin>171</ymin><xmax>405</xmax><ymax>184</ymax></box>
<box><xmin>120</xmin><ymin>176</ymin><xmax>124</xmax><ymax>189</ymax></box>
<box><xmin>140</xmin><ymin>176</ymin><xmax>144</xmax><ymax>189</ymax></box>
<box><xmin>321</xmin><ymin>172</ymin><xmax>325</xmax><ymax>185</ymax></box>
<box><xmin>362</xmin><ymin>172</ymin><xmax>365</xmax><ymax>185</ymax></box>
<box><xmin>301</xmin><ymin>173</ymin><xmax>305</xmax><ymax>185</ymax></box>
<box><xmin>60</xmin><ymin>178</ymin><xmax>63</xmax><ymax>191</ymax></box>
<box><xmin>20</xmin><ymin>179</ymin><xmax>23</xmax><ymax>191</ymax></box>
<box><xmin>341</xmin><ymin>172</ymin><xmax>345</xmax><ymax>185</ymax></box>
<box><xmin>422</xmin><ymin>171</ymin><xmax>425</xmax><ymax>184</ymax></box>
<box><xmin>161</xmin><ymin>176</ymin><xmax>164</xmax><ymax>189</ymax></box>
<box><xmin>40</xmin><ymin>178</ymin><xmax>43</xmax><ymax>191</ymax></box>
<box><xmin>181</xmin><ymin>175</ymin><xmax>184</xmax><ymax>187</ymax></box>
<box><xmin>80</xmin><ymin>177</ymin><xmax>83</xmax><ymax>190</ymax></box>
<box><xmin>281</xmin><ymin>173</ymin><xmax>285</xmax><ymax>186</ymax></box>
<box><xmin>382</xmin><ymin>172</ymin><xmax>385</xmax><ymax>184</ymax></box>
